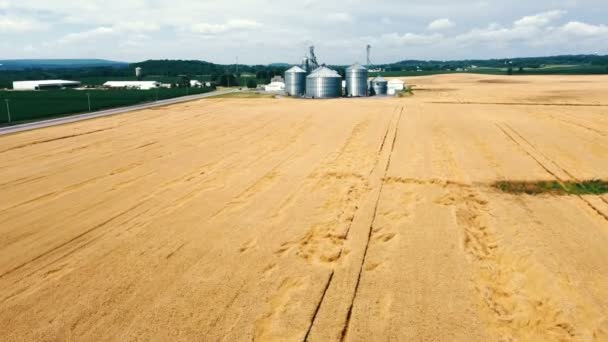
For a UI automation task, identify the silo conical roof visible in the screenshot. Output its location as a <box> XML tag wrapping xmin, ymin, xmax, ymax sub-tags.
<box><xmin>346</xmin><ymin>63</ymin><xmax>367</xmax><ymax>71</ymax></box>
<box><xmin>307</xmin><ymin>66</ymin><xmax>341</xmax><ymax>78</ymax></box>
<box><xmin>372</xmin><ymin>75</ymin><xmax>387</xmax><ymax>82</ymax></box>
<box><xmin>286</xmin><ymin>66</ymin><xmax>307</xmax><ymax>73</ymax></box>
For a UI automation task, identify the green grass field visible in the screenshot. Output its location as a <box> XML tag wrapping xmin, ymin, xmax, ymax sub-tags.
<box><xmin>0</xmin><ymin>87</ymin><xmax>213</xmax><ymax>125</ymax></box>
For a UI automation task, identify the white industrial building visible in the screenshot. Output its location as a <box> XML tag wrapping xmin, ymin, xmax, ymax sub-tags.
<box><xmin>190</xmin><ymin>80</ymin><xmax>202</xmax><ymax>87</ymax></box>
<box><xmin>387</xmin><ymin>79</ymin><xmax>406</xmax><ymax>95</ymax></box>
<box><xmin>13</xmin><ymin>80</ymin><xmax>81</xmax><ymax>90</ymax></box>
<box><xmin>103</xmin><ymin>81</ymin><xmax>160</xmax><ymax>90</ymax></box>
<box><xmin>264</xmin><ymin>81</ymin><xmax>285</xmax><ymax>92</ymax></box>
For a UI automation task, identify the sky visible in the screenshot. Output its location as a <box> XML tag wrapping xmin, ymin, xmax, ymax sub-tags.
<box><xmin>1</xmin><ymin>0</ymin><xmax>608</xmax><ymax>64</ymax></box>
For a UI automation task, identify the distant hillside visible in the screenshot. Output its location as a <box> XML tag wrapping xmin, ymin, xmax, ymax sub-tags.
<box><xmin>0</xmin><ymin>59</ymin><xmax>128</xmax><ymax>70</ymax></box>
<box><xmin>379</xmin><ymin>54</ymin><xmax>608</xmax><ymax>72</ymax></box>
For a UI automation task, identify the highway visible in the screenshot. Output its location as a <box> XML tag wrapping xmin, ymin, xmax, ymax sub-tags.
<box><xmin>0</xmin><ymin>88</ymin><xmax>237</xmax><ymax>136</ymax></box>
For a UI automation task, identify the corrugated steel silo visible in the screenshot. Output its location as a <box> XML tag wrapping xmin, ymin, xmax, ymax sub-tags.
<box><xmin>371</xmin><ymin>76</ymin><xmax>388</xmax><ymax>96</ymax></box>
<box><xmin>306</xmin><ymin>66</ymin><xmax>342</xmax><ymax>98</ymax></box>
<box><xmin>345</xmin><ymin>63</ymin><xmax>368</xmax><ymax>97</ymax></box>
<box><xmin>284</xmin><ymin>66</ymin><xmax>307</xmax><ymax>96</ymax></box>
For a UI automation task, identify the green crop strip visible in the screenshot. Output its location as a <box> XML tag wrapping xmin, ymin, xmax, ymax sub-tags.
<box><xmin>494</xmin><ymin>180</ymin><xmax>608</xmax><ymax>195</ymax></box>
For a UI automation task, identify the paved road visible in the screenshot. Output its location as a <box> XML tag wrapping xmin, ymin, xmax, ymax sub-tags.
<box><xmin>0</xmin><ymin>88</ymin><xmax>237</xmax><ymax>136</ymax></box>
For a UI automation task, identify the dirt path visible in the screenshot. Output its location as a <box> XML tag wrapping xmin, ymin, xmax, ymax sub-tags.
<box><xmin>1</xmin><ymin>74</ymin><xmax>608</xmax><ymax>341</ymax></box>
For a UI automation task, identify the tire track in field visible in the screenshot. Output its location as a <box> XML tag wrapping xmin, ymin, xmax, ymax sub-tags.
<box><xmin>255</xmin><ymin>108</ymin><xmax>401</xmax><ymax>342</ymax></box>
<box><xmin>498</xmin><ymin>123</ymin><xmax>608</xmax><ymax>219</ymax></box>
<box><xmin>548</xmin><ymin>114</ymin><xmax>607</xmax><ymax>137</ymax></box>
<box><xmin>0</xmin><ymin>127</ymin><xmax>115</xmax><ymax>153</ymax></box>
<box><xmin>300</xmin><ymin>113</ymin><xmax>395</xmax><ymax>341</ymax></box>
<box><xmin>209</xmin><ymin>116</ymin><xmax>313</xmax><ymax>220</ymax></box>
<box><xmin>415</xmin><ymin>123</ymin><xmax>587</xmax><ymax>340</ymax></box>
<box><xmin>0</xmin><ymin>199</ymin><xmax>149</xmax><ymax>280</ymax></box>
<box><xmin>338</xmin><ymin>107</ymin><xmax>403</xmax><ymax>341</ymax></box>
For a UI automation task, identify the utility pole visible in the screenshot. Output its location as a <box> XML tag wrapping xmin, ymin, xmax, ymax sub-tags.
<box><xmin>5</xmin><ymin>99</ymin><xmax>11</xmax><ymax>123</ymax></box>
<box><xmin>87</xmin><ymin>93</ymin><xmax>91</xmax><ymax>112</ymax></box>
<box><xmin>236</xmin><ymin>56</ymin><xmax>239</xmax><ymax>87</ymax></box>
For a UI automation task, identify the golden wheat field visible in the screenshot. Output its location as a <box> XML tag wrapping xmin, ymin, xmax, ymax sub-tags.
<box><xmin>1</xmin><ymin>74</ymin><xmax>608</xmax><ymax>341</ymax></box>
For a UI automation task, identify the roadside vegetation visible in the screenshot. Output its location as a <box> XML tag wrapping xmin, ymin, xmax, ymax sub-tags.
<box><xmin>207</xmin><ymin>91</ymin><xmax>277</xmax><ymax>99</ymax></box>
<box><xmin>494</xmin><ymin>179</ymin><xmax>608</xmax><ymax>195</ymax></box>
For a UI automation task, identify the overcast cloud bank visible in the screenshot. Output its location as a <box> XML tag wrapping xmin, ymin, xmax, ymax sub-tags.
<box><xmin>0</xmin><ymin>0</ymin><xmax>607</xmax><ymax>64</ymax></box>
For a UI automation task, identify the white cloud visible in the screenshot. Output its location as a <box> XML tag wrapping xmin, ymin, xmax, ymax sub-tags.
<box><xmin>428</xmin><ymin>18</ymin><xmax>454</xmax><ymax>31</ymax></box>
<box><xmin>191</xmin><ymin>19</ymin><xmax>261</xmax><ymax>34</ymax></box>
<box><xmin>327</xmin><ymin>12</ymin><xmax>354</xmax><ymax>24</ymax></box>
<box><xmin>0</xmin><ymin>15</ymin><xmax>46</xmax><ymax>32</ymax></box>
<box><xmin>115</xmin><ymin>21</ymin><xmax>160</xmax><ymax>33</ymax></box>
<box><xmin>454</xmin><ymin>10</ymin><xmax>567</xmax><ymax>44</ymax></box>
<box><xmin>514</xmin><ymin>10</ymin><xmax>566</xmax><ymax>27</ymax></box>
<box><xmin>560</xmin><ymin>21</ymin><xmax>608</xmax><ymax>36</ymax></box>
<box><xmin>57</xmin><ymin>27</ymin><xmax>115</xmax><ymax>45</ymax></box>
<box><xmin>23</xmin><ymin>44</ymin><xmax>37</xmax><ymax>52</ymax></box>
<box><xmin>380</xmin><ymin>32</ymin><xmax>444</xmax><ymax>46</ymax></box>
<box><xmin>2</xmin><ymin>2</ymin><xmax>608</xmax><ymax>63</ymax></box>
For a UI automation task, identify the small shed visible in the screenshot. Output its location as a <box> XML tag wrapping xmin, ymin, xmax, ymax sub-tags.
<box><xmin>264</xmin><ymin>81</ymin><xmax>285</xmax><ymax>92</ymax></box>
<box><xmin>387</xmin><ymin>79</ymin><xmax>406</xmax><ymax>95</ymax></box>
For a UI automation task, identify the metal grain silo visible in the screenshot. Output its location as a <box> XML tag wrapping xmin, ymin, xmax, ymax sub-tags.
<box><xmin>284</xmin><ymin>66</ymin><xmax>307</xmax><ymax>96</ymax></box>
<box><xmin>345</xmin><ymin>63</ymin><xmax>368</xmax><ymax>97</ymax></box>
<box><xmin>306</xmin><ymin>66</ymin><xmax>342</xmax><ymax>98</ymax></box>
<box><xmin>371</xmin><ymin>76</ymin><xmax>388</xmax><ymax>96</ymax></box>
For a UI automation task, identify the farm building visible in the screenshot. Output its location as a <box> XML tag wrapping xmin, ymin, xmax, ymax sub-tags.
<box><xmin>264</xmin><ymin>81</ymin><xmax>285</xmax><ymax>92</ymax></box>
<box><xmin>387</xmin><ymin>79</ymin><xmax>406</xmax><ymax>95</ymax></box>
<box><xmin>103</xmin><ymin>81</ymin><xmax>160</xmax><ymax>90</ymax></box>
<box><xmin>190</xmin><ymin>80</ymin><xmax>202</xmax><ymax>87</ymax></box>
<box><xmin>13</xmin><ymin>80</ymin><xmax>81</xmax><ymax>90</ymax></box>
